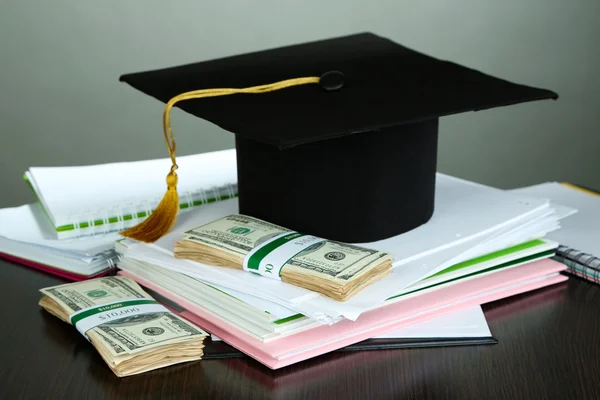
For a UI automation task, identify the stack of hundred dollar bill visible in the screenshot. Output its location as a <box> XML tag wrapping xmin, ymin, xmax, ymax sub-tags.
<box><xmin>38</xmin><ymin>276</ymin><xmax>208</xmax><ymax>377</ymax></box>
<box><xmin>173</xmin><ymin>214</ymin><xmax>393</xmax><ymax>301</ymax></box>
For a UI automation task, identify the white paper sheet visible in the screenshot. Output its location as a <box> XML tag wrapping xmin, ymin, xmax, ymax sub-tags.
<box><xmin>211</xmin><ymin>306</ymin><xmax>491</xmax><ymax>341</ymax></box>
<box><xmin>0</xmin><ymin>237</ymin><xmax>114</xmax><ymax>275</ymax></box>
<box><xmin>509</xmin><ymin>182</ymin><xmax>599</xmax><ymax>257</ymax></box>
<box><xmin>0</xmin><ymin>203</ymin><xmax>119</xmax><ymax>259</ymax></box>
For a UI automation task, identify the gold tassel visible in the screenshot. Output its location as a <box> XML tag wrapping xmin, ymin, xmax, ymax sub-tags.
<box><xmin>120</xmin><ymin>170</ymin><xmax>179</xmax><ymax>243</ymax></box>
<box><xmin>119</xmin><ymin>76</ymin><xmax>321</xmax><ymax>242</ymax></box>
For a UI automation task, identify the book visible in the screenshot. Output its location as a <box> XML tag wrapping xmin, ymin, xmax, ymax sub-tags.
<box><xmin>24</xmin><ymin>149</ymin><xmax>237</xmax><ymax>239</ymax></box>
<box><xmin>508</xmin><ymin>182</ymin><xmax>600</xmax><ymax>284</ymax></box>
<box><xmin>554</xmin><ymin>246</ymin><xmax>600</xmax><ymax>283</ymax></box>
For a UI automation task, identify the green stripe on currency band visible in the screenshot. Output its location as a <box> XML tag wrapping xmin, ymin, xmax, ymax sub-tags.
<box><xmin>245</xmin><ymin>233</ymin><xmax>307</xmax><ymax>274</ymax></box>
<box><xmin>70</xmin><ymin>299</ymin><xmax>158</xmax><ymax>327</ymax></box>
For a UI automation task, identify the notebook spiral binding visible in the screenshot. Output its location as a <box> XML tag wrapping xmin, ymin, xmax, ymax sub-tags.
<box><xmin>63</xmin><ymin>183</ymin><xmax>238</xmax><ymax>238</ymax></box>
<box><xmin>554</xmin><ymin>245</ymin><xmax>600</xmax><ymax>284</ymax></box>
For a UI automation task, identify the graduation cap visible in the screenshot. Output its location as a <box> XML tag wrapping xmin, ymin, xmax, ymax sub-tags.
<box><xmin>118</xmin><ymin>32</ymin><xmax>558</xmax><ymax>244</ymax></box>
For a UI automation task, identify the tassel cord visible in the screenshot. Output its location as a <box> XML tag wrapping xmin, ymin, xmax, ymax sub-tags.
<box><xmin>120</xmin><ymin>76</ymin><xmax>320</xmax><ymax>242</ymax></box>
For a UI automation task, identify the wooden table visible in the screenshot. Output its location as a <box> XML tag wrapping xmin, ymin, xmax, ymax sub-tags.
<box><xmin>1</xmin><ymin>259</ymin><xmax>599</xmax><ymax>400</ymax></box>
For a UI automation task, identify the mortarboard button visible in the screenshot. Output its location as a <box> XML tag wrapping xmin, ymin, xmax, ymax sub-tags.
<box><xmin>320</xmin><ymin>71</ymin><xmax>345</xmax><ymax>91</ymax></box>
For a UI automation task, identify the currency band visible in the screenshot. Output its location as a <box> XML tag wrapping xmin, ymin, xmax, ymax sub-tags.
<box><xmin>69</xmin><ymin>299</ymin><xmax>169</xmax><ymax>340</ymax></box>
<box><xmin>243</xmin><ymin>232</ymin><xmax>326</xmax><ymax>280</ymax></box>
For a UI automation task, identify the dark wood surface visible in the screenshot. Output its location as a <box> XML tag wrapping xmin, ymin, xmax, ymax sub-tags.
<box><xmin>1</xmin><ymin>259</ymin><xmax>600</xmax><ymax>400</ymax></box>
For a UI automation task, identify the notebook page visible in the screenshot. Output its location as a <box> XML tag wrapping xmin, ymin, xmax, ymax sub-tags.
<box><xmin>27</xmin><ymin>149</ymin><xmax>237</xmax><ymax>230</ymax></box>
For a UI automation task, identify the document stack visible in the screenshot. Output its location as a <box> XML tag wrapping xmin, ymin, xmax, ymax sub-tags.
<box><xmin>508</xmin><ymin>182</ymin><xmax>600</xmax><ymax>284</ymax></box>
<box><xmin>115</xmin><ymin>172</ymin><xmax>572</xmax><ymax>369</ymax></box>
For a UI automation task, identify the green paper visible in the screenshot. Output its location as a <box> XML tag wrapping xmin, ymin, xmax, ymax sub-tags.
<box><xmin>387</xmin><ymin>250</ymin><xmax>553</xmax><ymax>301</ymax></box>
<box><xmin>426</xmin><ymin>239</ymin><xmax>546</xmax><ymax>279</ymax></box>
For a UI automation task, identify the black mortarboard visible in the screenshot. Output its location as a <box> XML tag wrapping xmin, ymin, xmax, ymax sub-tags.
<box><xmin>118</xmin><ymin>32</ymin><xmax>558</xmax><ymax>243</ymax></box>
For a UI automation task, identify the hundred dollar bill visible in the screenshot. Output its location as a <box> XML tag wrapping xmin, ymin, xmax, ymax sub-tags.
<box><xmin>181</xmin><ymin>215</ymin><xmax>392</xmax><ymax>283</ymax></box>
<box><xmin>40</xmin><ymin>277</ymin><xmax>207</xmax><ymax>356</ymax></box>
<box><xmin>183</xmin><ymin>214</ymin><xmax>289</xmax><ymax>256</ymax></box>
<box><xmin>40</xmin><ymin>276</ymin><xmax>148</xmax><ymax>313</ymax></box>
<box><xmin>90</xmin><ymin>311</ymin><xmax>205</xmax><ymax>356</ymax></box>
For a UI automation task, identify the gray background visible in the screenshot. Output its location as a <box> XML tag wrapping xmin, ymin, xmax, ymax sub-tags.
<box><xmin>1</xmin><ymin>0</ymin><xmax>598</xmax><ymax>207</ymax></box>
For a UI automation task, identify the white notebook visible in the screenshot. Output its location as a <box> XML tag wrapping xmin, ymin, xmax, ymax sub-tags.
<box><xmin>25</xmin><ymin>149</ymin><xmax>238</xmax><ymax>239</ymax></box>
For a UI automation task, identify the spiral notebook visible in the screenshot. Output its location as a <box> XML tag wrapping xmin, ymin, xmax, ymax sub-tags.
<box><xmin>24</xmin><ymin>149</ymin><xmax>238</xmax><ymax>239</ymax></box>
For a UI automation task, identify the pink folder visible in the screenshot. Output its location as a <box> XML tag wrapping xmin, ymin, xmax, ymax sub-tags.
<box><xmin>119</xmin><ymin>258</ymin><xmax>567</xmax><ymax>369</ymax></box>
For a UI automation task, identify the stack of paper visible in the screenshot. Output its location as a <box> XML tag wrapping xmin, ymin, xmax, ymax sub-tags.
<box><xmin>508</xmin><ymin>182</ymin><xmax>598</xmax><ymax>257</ymax></box>
<box><xmin>0</xmin><ymin>150</ymin><xmax>238</xmax><ymax>280</ymax></box>
<box><xmin>507</xmin><ymin>182</ymin><xmax>600</xmax><ymax>283</ymax></box>
<box><xmin>117</xmin><ymin>174</ymin><xmax>568</xmax><ymax>319</ymax></box>
<box><xmin>0</xmin><ymin>204</ymin><xmax>119</xmax><ymax>280</ymax></box>
<box><xmin>115</xmin><ymin>172</ymin><xmax>572</xmax><ymax>368</ymax></box>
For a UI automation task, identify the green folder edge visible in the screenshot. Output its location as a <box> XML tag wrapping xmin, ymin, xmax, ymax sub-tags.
<box><xmin>271</xmin><ymin>239</ymin><xmax>554</xmax><ymax>325</ymax></box>
<box><xmin>23</xmin><ymin>174</ymin><xmax>238</xmax><ymax>232</ymax></box>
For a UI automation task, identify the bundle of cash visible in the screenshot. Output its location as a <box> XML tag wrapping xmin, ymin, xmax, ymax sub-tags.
<box><xmin>38</xmin><ymin>276</ymin><xmax>207</xmax><ymax>377</ymax></box>
<box><xmin>174</xmin><ymin>214</ymin><xmax>393</xmax><ymax>301</ymax></box>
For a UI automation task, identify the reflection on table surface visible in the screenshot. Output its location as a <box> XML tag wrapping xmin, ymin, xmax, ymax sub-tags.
<box><xmin>2</xmin><ymin>260</ymin><xmax>599</xmax><ymax>400</ymax></box>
